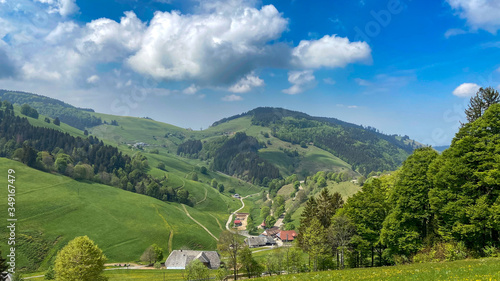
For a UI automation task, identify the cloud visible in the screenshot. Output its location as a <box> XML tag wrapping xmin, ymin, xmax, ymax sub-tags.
<box><xmin>0</xmin><ymin>0</ymin><xmax>374</xmax><ymax>102</ymax></box>
<box><xmin>292</xmin><ymin>35</ymin><xmax>372</xmax><ymax>69</ymax></box>
<box><xmin>127</xmin><ymin>1</ymin><xmax>288</xmax><ymax>86</ymax></box>
<box><xmin>45</xmin><ymin>21</ymin><xmax>78</xmax><ymax>43</ymax></box>
<box><xmin>447</xmin><ymin>0</ymin><xmax>500</xmax><ymax>33</ymax></box>
<box><xmin>35</xmin><ymin>0</ymin><xmax>79</xmax><ymax>17</ymax></box>
<box><xmin>77</xmin><ymin>11</ymin><xmax>145</xmax><ymax>62</ymax></box>
<box><xmin>0</xmin><ymin>48</ymin><xmax>17</xmax><ymax>78</ymax></box>
<box><xmin>453</xmin><ymin>83</ymin><xmax>480</xmax><ymax>97</ymax></box>
<box><xmin>282</xmin><ymin>70</ymin><xmax>316</xmax><ymax>95</ymax></box>
<box><xmin>183</xmin><ymin>84</ymin><xmax>198</xmax><ymax>95</ymax></box>
<box><xmin>222</xmin><ymin>94</ymin><xmax>243</xmax><ymax>101</ymax></box>
<box><xmin>323</xmin><ymin>78</ymin><xmax>336</xmax><ymax>85</ymax></box>
<box><xmin>228</xmin><ymin>74</ymin><xmax>264</xmax><ymax>93</ymax></box>
<box><xmin>86</xmin><ymin>75</ymin><xmax>99</xmax><ymax>84</ymax></box>
<box><xmin>444</xmin><ymin>28</ymin><xmax>467</xmax><ymax>38</ymax></box>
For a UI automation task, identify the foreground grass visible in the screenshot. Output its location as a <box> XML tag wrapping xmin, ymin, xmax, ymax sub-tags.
<box><xmin>104</xmin><ymin>269</ymin><xmax>206</xmax><ymax>281</ymax></box>
<box><xmin>255</xmin><ymin>258</ymin><xmax>500</xmax><ymax>280</ymax></box>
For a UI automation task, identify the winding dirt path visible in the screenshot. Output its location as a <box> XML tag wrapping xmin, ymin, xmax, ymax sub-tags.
<box><xmin>225</xmin><ymin>193</ymin><xmax>260</xmax><ymax>233</ymax></box>
<box><xmin>196</xmin><ymin>187</ymin><xmax>208</xmax><ymax>204</ymax></box>
<box><xmin>153</xmin><ymin>204</ymin><xmax>174</xmax><ymax>253</ymax></box>
<box><xmin>181</xmin><ymin>204</ymin><xmax>218</xmax><ymax>241</ymax></box>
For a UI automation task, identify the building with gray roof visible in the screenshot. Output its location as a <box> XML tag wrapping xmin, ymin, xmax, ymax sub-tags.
<box><xmin>165</xmin><ymin>250</ymin><xmax>220</xmax><ymax>270</ymax></box>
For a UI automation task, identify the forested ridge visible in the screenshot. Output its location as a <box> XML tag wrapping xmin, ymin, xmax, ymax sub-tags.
<box><xmin>211</xmin><ymin>107</ymin><xmax>420</xmax><ymax>175</ymax></box>
<box><xmin>0</xmin><ymin>90</ymin><xmax>102</xmax><ymax>129</ymax></box>
<box><xmin>178</xmin><ymin>132</ymin><xmax>280</xmax><ymax>185</ymax></box>
<box><xmin>0</xmin><ymin>100</ymin><xmax>191</xmax><ymax>205</ymax></box>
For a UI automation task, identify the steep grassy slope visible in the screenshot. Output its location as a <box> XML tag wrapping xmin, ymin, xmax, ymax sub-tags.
<box><xmin>201</xmin><ymin>116</ymin><xmax>355</xmax><ymax>177</ymax></box>
<box><xmin>0</xmin><ymin>158</ymin><xmax>232</xmax><ymax>272</ymax></box>
<box><xmin>210</xmin><ymin>108</ymin><xmax>422</xmax><ymax>174</ymax></box>
<box><xmin>90</xmin><ymin>112</ymin><xmax>189</xmax><ymax>151</ymax></box>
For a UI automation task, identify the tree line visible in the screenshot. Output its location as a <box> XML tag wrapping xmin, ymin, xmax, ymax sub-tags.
<box><xmin>0</xmin><ymin>90</ymin><xmax>102</xmax><ymax>129</ymax></box>
<box><xmin>0</xmin><ymin>101</ymin><xmax>190</xmax><ymax>206</ymax></box>
<box><xmin>296</xmin><ymin>88</ymin><xmax>500</xmax><ymax>269</ymax></box>
<box><xmin>178</xmin><ymin>132</ymin><xmax>281</xmax><ymax>185</ymax></box>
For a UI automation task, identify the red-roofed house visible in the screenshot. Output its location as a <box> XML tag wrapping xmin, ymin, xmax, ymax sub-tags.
<box><xmin>277</xmin><ymin>230</ymin><xmax>297</xmax><ymax>242</ymax></box>
<box><xmin>234</xmin><ymin>220</ymin><xmax>242</xmax><ymax>226</ymax></box>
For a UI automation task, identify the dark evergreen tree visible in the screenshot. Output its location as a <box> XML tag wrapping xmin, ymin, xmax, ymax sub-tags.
<box><xmin>464</xmin><ymin>87</ymin><xmax>500</xmax><ymax>123</ymax></box>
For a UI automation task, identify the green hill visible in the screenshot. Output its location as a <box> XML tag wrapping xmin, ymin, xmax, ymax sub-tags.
<box><xmin>0</xmin><ymin>90</ymin><xmax>102</xmax><ymax>129</ymax></box>
<box><xmin>208</xmin><ymin>107</ymin><xmax>423</xmax><ymax>175</ymax></box>
<box><xmin>0</xmin><ymin>158</ymin><xmax>237</xmax><ymax>272</ymax></box>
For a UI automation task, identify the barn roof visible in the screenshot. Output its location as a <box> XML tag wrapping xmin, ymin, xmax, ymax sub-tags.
<box><xmin>165</xmin><ymin>250</ymin><xmax>220</xmax><ymax>269</ymax></box>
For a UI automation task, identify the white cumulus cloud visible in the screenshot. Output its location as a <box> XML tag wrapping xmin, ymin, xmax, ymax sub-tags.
<box><xmin>447</xmin><ymin>0</ymin><xmax>500</xmax><ymax>33</ymax></box>
<box><xmin>292</xmin><ymin>35</ymin><xmax>371</xmax><ymax>69</ymax></box>
<box><xmin>453</xmin><ymin>83</ymin><xmax>480</xmax><ymax>97</ymax></box>
<box><xmin>127</xmin><ymin>2</ymin><xmax>288</xmax><ymax>86</ymax></box>
<box><xmin>77</xmin><ymin>11</ymin><xmax>145</xmax><ymax>62</ymax></box>
<box><xmin>228</xmin><ymin>74</ymin><xmax>264</xmax><ymax>93</ymax></box>
<box><xmin>282</xmin><ymin>70</ymin><xmax>316</xmax><ymax>95</ymax></box>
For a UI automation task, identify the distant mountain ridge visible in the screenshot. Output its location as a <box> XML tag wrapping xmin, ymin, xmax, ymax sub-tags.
<box><xmin>211</xmin><ymin>107</ymin><xmax>424</xmax><ymax>174</ymax></box>
<box><xmin>0</xmin><ymin>89</ymin><xmax>102</xmax><ymax>129</ymax></box>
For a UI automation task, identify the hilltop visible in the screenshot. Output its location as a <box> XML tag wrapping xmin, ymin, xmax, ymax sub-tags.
<box><xmin>204</xmin><ymin>107</ymin><xmax>423</xmax><ymax>176</ymax></box>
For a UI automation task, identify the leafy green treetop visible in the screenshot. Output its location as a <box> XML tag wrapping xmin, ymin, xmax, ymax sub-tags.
<box><xmin>429</xmin><ymin>103</ymin><xmax>500</xmax><ymax>250</ymax></box>
<box><xmin>184</xmin><ymin>259</ymin><xmax>209</xmax><ymax>281</ymax></box>
<box><xmin>54</xmin><ymin>236</ymin><xmax>107</xmax><ymax>281</ymax></box>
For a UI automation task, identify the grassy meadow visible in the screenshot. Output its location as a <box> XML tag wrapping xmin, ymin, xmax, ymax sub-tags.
<box><xmin>254</xmin><ymin>258</ymin><xmax>500</xmax><ymax>281</ymax></box>
<box><xmin>0</xmin><ymin>158</ymin><xmax>231</xmax><ymax>272</ymax></box>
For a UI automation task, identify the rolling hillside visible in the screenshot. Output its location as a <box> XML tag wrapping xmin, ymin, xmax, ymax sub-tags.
<box><xmin>207</xmin><ymin>107</ymin><xmax>423</xmax><ymax>175</ymax></box>
<box><xmin>0</xmin><ymin>158</ymin><xmax>238</xmax><ymax>271</ymax></box>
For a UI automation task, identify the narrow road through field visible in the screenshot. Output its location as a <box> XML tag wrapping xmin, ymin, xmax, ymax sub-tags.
<box><xmin>225</xmin><ymin>193</ymin><xmax>259</xmax><ymax>234</ymax></box>
<box><xmin>181</xmin><ymin>204</ymin><xmax>219</xmax><ymax>241</ymax></box>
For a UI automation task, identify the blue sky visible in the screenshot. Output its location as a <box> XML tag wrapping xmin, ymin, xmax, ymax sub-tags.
<box><xmin>1</xmin><ymin>0</ymin><xmax>500</xmax><ymax>145</ymax></box>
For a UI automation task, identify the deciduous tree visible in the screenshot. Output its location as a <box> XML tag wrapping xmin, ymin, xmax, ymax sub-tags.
<box><xmin>184</xmin><ymin>260</ymin><xmax>209</xmax><ymax>281</ymax></box>
<box><xmin>54</xmin><ymin>236</ymin><xmax>107</xmax><ymax>281</ymax></box>
<box><xmin>217</xmin><ymin>231</ymin><xmax>242</xmax><ymax>280</ymax></box>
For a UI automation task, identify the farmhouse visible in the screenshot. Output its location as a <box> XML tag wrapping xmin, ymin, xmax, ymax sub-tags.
<box><xmin>277</xmin><ymin>230</ymin><xmax>297</xmax><ymax>242</ymax></box>
<box><xmin>244</xmin><ymin>235</ymin><xmax>276</xmax><ymax>248</ymax></box>
<box><xmin>262</xmin><ymin>226</ymin><xmax>280</xmax><ymax>237</ymax></box>
<box><xmin>165</xmin><ymin>250</ymin><xmax>220</xmax><ymax>270</ymax></box>
<box><xmin>234</xmin><ymin>219</ymin><xmax>242</xmax><ymax>226</ymax></box>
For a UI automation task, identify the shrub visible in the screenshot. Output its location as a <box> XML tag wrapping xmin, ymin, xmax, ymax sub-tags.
<box><xmin>484</xmin><ymin>245</ymin><xmax>499</xmax><ymax>257</ymax></box>
<box><xmin>444</xmin><ymin>242</ymin><xmax>467</xmax><ymax>261</ymax></box>
<box><xmin>157</xmin><ymin>162</ymin><xmax>166</xmax><ymax>171</ymax></box>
